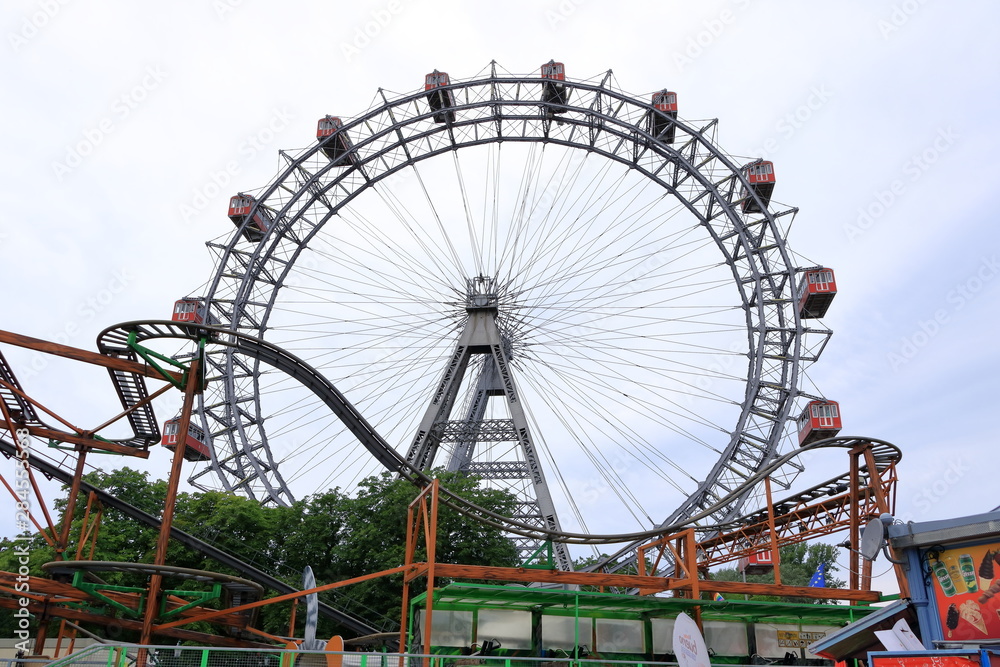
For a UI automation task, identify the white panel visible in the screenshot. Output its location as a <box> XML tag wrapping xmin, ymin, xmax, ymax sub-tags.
<box><xmin>704</xmin><ymin>620</ymin><xmax>748</xmax><ymax>656</ymax></box>
<box><xmin>419</xmin><ymin>610</ymin><xmax>474</xmax><ymax>648</ymax></box>
<box><xmin>542</xmin><ymin>615</ymin><xmax>595</xmax><ymax>650</ymax></box>
<box><xmin>596</xmin><ymin>618</ymin><xmax>644</xmax><ymax>653</ymax></box>
<box><xmin>653</xmin><ymin>619</ymin><xmax>748</xmax><ymax>657</ymax></box>
<box><xmin>478</xmin><ymin>609</ymin><xmax>533</xmax><ymax>650</ymax></box>
<box><xmin>651</xmin><ymin>617</ymin><xmax>676</xmax><ymax>654</ymax></box>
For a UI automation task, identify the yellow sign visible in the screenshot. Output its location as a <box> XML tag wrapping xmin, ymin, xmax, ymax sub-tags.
<box><xmin>776</xmin><ymin>630</ymin><xmax>826</xmax><ymax>648</ymax></box>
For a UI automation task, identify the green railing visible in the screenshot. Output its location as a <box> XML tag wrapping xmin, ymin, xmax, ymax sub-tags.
<box><xmin>40</xmin><ymin>645</ymin><xmax>693</xmax><ymax>667</ymax></box>
<box><xmin>0</xmin><ymin>659</ymin><xmax>53</xmax><ymax>667</ymax></box>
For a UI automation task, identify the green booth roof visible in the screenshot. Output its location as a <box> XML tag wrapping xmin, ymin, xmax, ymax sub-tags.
<box><xmin>412</xmin><ymin>583</ymin><xmax>885</xmax><ymax>626</ymax></box>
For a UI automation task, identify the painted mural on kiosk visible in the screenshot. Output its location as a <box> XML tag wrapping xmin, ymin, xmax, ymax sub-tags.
<box><xmin>930</xmin><ymin>543</ymin><xmax>1000</xmax><ymax>640</ymax></box>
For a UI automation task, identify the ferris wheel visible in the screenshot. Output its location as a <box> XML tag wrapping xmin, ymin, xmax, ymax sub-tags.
<box><xmin>179</xmin><ymin>62</ymin><xmax>835</xmax><ymax>569</ymax></box>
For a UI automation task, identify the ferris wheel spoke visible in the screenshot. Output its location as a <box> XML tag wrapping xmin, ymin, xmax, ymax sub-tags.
<box><xmin>520</xmin><ymin>368</ymin><xmax>690</xmax><ymax>510</ymax></box>
<box><xmin>527</xmin><ymin>349</ymin><xmax>733</xmax><ymax>451</ymax></box>
<box><xmin>521</xmin><ymin>386</ymin><xmax>656</xmax><ymax>523</ymax></box>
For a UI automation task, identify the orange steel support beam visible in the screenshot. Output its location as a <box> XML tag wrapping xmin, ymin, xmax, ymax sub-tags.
<box><xmin>687</xmin><ymin>443</ymin><xmax>898</xmax><ymax>573</ymax></box>
<box><xmin>155</xmin><ymin>565</ymin><xmax>412</xmax><ymax>630</ymax></box>
<box><xmin>0</xmin><ymin>329</ymin><xmax>183</xmax><ymax>383</ymax></box>
<box><xmin>0</xmin><ymin>397</ymin><xmax>62</xmax><ymax>546</ymax></box>
<box><xmin>74</xmin><ymin>492</ymin><xmax>102</xmax><ymax>561</ymax></box>
<box><xmin>140</xmin><ymin>357</ymin><xmax>201</xmax><ymax>647</ymax></box>
<box><xmin>0</xmin><ymin>377</ymin><xmax>88</xmax><ymax>435</ymax></box>
<box><xmin>33</xmin><ymin>615</ymin><xmax>48</xmax><ymax>656</ymax></box>
<box><xmin>400</xmin><ymin>491</ymin><xmax>419</xmax><ymax>655</ymax></box>
<box><xmin>419</xmin><ymin>563</ymin><xmax>881</xmax><ymax>602</ymax></box>
<box><xmin>400</xmin><ymin>479</ymin><xmax>440</xmax><ymax>662</ymax></box>
<box><xmin>288</xmin><ymin>599</ymin><xmax>298</xmax><ymax>641</ymax></box>
<box><xmin>0</xmin><ymin>596</ymin><xmax>272</xmax><ymax>648</ymax></box>
<box><xmin>861</xmin><ymin>445</ymin><xmax>909</xmax><ymax>598</ymax></box>
<box><xmin>0</xmin><ymin>468</ymin><xmax>57</xmax><ymax>548</ymax></box>
<box><xmin>0</xmin><ymin>375</ymin><xmax>154</xmax><ymax>456</ymax></box>
<box><xmin>765</xmin><ymin>477</ymin><xmax>782</xmax><ymax>586</ymax></box>
<box><xmin>87</xmin><ymin>381</ymin><xmax>173</xmax><ymax>435</ymax></box>
<box><xmin>0</xmin><ymin>576</ymin><xmax>253</xmax><ymax>626</ymax></box>
<box><xmin>53</xmin><ymin>619</ymin><xmax>74</xmax><ymax>659</ymax></box>
<box><xmin>849</xmin><ymin>446</ymin><xmax>863</xmax><ymax>596</ymax></box>
<box><xmin>698</xmin><ymin>486</ymin><xmax>888</xmax><ymax>562</ymax></box>
<box><xmin>423</xmin><ymin>481</ymin><xmax>439</xmax><ymax>663</ymax></box>
<box><xmin>14</xmin><ymin>425</ymin><xmax>150</xmax><ymax>457</ymax></box>
<box><xmin>56</xmin><ymin>450</ymin><xmax>89</xmax><ymax>559</ymax></box>
<box><xmin>243</xmin><ymin>624</ymin><xmax>293</xmax><ymax>644</ymax></box>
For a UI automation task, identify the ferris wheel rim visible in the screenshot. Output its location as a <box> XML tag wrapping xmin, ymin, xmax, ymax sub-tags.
<box><xmin>192</xmin><ymin>64</ymin><xmax>822</xmax><ymax>539</ymax></box>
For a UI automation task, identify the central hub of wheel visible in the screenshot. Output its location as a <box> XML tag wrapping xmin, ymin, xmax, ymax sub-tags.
<box><xmin>464</xmin><ymin>275</ymin><xmax>499</xmax><ymax>313</ymax></box>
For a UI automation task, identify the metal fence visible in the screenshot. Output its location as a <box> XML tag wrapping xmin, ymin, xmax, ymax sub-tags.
<box><xmin>0</xmin><ymin>660</ymin><xmax>53</xmax><ymax>667</ymax></box>
<box><xmin>38</xmin><ymin>645</ymin><xmax>688</xmax><ymax>667</ymax></box>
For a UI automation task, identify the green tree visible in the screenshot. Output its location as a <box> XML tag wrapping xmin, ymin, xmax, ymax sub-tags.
<box><xmin>710</xmin><ymin>543</ymin><xmax>846</xmax><ymax>603</ymax></box>
<box><xmin>278</xmin><ymin>472</ymin><xmax>520</xmax><ymax>629</ymax></box>
<box><xmin>1</xmin><ymin>466</ymin><xmax>520</xmax><ymax>641</ymax></box>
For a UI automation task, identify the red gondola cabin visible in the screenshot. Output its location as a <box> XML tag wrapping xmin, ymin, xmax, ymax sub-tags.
<box><xmin>316</xmin><ymin>115</ymin><xmax>355</xmax><ymax>165</ymax></box>
<box><xmin>798</xmin><ymin>268</ymin><xmax>837</xmax><ymax>319</ymax></box>
<box><xmin>649</xmin><ymin>90</ymin><xmax>678</xmax><ymax>144</ymax></box>
<box><xmin>425</xmin><ymin>70</ymin><xmax>455</xmax><ymax>124</ymax></box>
<box><xmin>228</xmin><ymin>193</ymin><xmax>271</xmax><ymax>243</ymax></box>
<box><xmin>172</xmin><ymin>298</ymin><xmax>210</xmax><ymax>324</ymax></box>
<box><xmin>797</xmin><ymin>400</ymin><xmax>841</xmax><ymax>446</ymax></box>
<box><xmin>161</xmin><ymin>416</ymin><xmax>211</xmax><ymax>462</ymax></box>
<box><xmin>540</xmin><ymin>60</ymin><xmax>569</xmax><ymax>113</ymax></box>
<box><xmin>738</xmin><ymin>550</ymin><xmax>776</xmax><ymax>576</ymax></box>
<box><xmin>741</xmin><ymin>161</ymin><xmax>775</xmax><ymax>214</ymax></box>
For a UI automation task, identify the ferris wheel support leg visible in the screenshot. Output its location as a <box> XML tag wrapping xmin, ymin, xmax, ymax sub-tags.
<box><xmin>404</xmin><ymin>300</ymin><xmax>573</xmax><ymax>571</ymax></box>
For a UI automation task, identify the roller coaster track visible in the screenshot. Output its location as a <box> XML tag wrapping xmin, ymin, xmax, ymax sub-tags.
<box><xmin>97</xmin><ymin>320</ymin><xmax>413</xmax><ymax>480</ymax></box>
<box><xmin>92</xmin><ymin>322</ymin><xmax>772</xmax><ymax>547</ymax></box>
<box><xmin>100</xmin><ymin>322</ymin><xmax>911</xmax><ymax>550</ymax></box>
<box><xmin>6</xmin><ymin>321</ymin><xmax>906</xmax><ymax>555</ymax></box>
<box><xmin>0</xmin><ymin>350</ymin><xmax>40</xmax><ymax>425</ymax></box>
<box><xmin>0</xmin><ymin>330</ymin><xmax>161</xmax><ymax>453</ymax></box>
<box><xmin>3</xmin><ymin>320</ymin><xmax>904</xmax><ymax>619</ymax></box>
<box><xmin>671</xmin><ymin>436</ymin><xmax>901</xmax><ymax>567</ymax></box>
<box><xmin>590</xmin><ymin>436</ymin><xmax>902</xmax><ymax>578</ymax></box>
<box><xmin>0</xmin><ymin>433</ymin><xmax>383</xmax><ymax>636</ymax></box>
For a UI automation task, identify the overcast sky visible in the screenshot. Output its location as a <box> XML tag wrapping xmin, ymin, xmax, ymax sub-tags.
<box><xmin>2</xmin><ymin>1</ymin><xmax>999</xmax><ymax>593</ymax></box>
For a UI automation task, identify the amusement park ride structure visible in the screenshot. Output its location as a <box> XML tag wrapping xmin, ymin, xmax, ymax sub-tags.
<box><xmin>0</xmin><ymin>62</ymin><xmax>898</xmax><ymax>658</ymax></box>
<box><xmin>0</xmin><ymin>322</ymin><xmax>903</xmax><ymax>656</ymax></box>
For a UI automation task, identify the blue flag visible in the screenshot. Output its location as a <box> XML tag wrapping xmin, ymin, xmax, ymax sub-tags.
<box><xmin>809</xmin><ymin>562</ymin><xmax>827</xmax><ymax>588</ymax></box>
